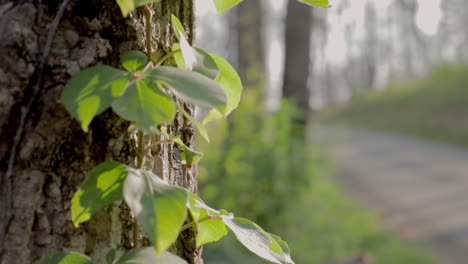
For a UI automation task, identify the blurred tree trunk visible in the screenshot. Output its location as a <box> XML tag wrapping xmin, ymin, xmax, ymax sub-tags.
<box><xmin>236</xmin><ymin>0</ymin><xmax>265</xmax><ymax>89</ymax></box>
<box><xmin>282</xmin><ymin>0</ymin><xmax>312</xmax><ymax>118</ymax></box>
<box><xmin>0</xmin><ymin>1</ymin><xmax>201</xmax><ymax>263</ymax></box>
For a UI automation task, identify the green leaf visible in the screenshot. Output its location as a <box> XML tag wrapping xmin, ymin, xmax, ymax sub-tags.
<box><xmin>172</xmin><ymin>40</ymin><xmax>220</xmax><ymax>80</ymax></box>
<box><xmin>175</xmin><ymin>103</ymin><xmax>210</xmax><ymax>143</ymax></box>
<box><xmin>187</xmin><ymin>193</ymin><xmax>229</xmax><ymax>246</ymax></box>
<box><xmin>194</xmin><ymin>48</ymin><xmax>220</xmax><ymax>80</ymax></box>
<box><xmin>71</xmin><ymin>161</ymin><xmax>128</xmax><ymax>227</ymax></box>
<box><xmin>213</xmin><ymin>0</ymin><xmax>243</xmax><ymax>13</ymax></box>
<box><xmin>33</xmin><ymin>252</ymin><xmax>93</xmax><ymax>264</ymax></box>
<box><xmin>116</xmin><ymin>248</ymin><xmax>188</xmax><ymax>264</ymax></box>
<box><xmin>112</xmin><ymin>79</ymin><xmax>175</xmax><ymax>132</ymax></box>
<box><xmin>116</xmin><ymin>0</ymin><xmax>161</xmax><ymax>17</ymax></box>
<box><xmin>147</xmin><ymin>66</ymin><xmax>227</xmax><ymax>110</ymax></box>
<box><xmin>123</xmin><ymin>169</ymin><xmax>188</xmax><ymax>255</ymax></box>
<box><xmin>203</xmin><ymin>53</ymin><xmax>243</xmax><ymax>124</ymax></box>
<box><xmin>197</xmin><ymin>218</ymin><xmax>229</xmax><ymax>246</ymax></box>
<box><xmin>171</xmin><ymin>14</ymin><xmax>187</xmax><ymax>39</ymax></box>
<box><xmin>221</xmin><ymin>217</ymin><xmax>295</xmax><ymax>264</ymax></box>
<box><xmin>173</xmin><ymin>136</ymin><xmax>203</xmax><ymax>166</ymax></box>
<box><xmin>297</xmin><ymin>0</ymin><xmax>330</xmax><ymax>8</ymax></box>
<box><xmin>61</xmin><ymin>65</ymin><xmax>130</xmax><ymax>132</ymax></box>
<box><xmin>121</xmin><ymin>50</ymin><xmax>148</xmax><ymax>72</ymax></box>
<box><xmin>269</xmin><ymin>233</ymin><xmax>295</xmax><ymax>264</ymax></box>
<box><xmin>106</xmin><ymin>248</ymin><xmax>116</xmax><ymax>264</ymax></box>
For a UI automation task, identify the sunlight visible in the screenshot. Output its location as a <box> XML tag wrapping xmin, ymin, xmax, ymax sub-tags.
<box><xmin>415</xmin><ymin>0</ymin><xmax>441</xmax><ymax>35</ymax></box>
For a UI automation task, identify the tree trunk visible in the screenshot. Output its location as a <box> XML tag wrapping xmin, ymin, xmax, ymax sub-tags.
<box><xmin>236</xmin><ymin>0</ymin><xmax>265</xmax><ymax>89</ymax></box>
<box><xmin>0</xmin><ymin>0</ymin><xmax>200</xmax><ymax>263</ymax></box>
<box><xmin>282</xmin><ymin>0</ymin><xmax>312</xmax><ymax>115</ymax></box>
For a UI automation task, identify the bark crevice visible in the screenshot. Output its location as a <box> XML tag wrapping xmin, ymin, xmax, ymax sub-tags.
<box><xmin>0</xmin><ymin>0</ymin><xmax>199</xmax><ymax>263</ymax></box>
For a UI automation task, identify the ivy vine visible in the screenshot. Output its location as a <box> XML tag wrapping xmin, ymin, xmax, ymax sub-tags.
<box><xmin>34</xmin><ymin>0</ymin><xmax>329</xmax><ymax>263</ymax></box>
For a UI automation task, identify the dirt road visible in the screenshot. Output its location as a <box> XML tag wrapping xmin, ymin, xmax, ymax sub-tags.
<box><xmin>314</xmin><ymin>125</ymin><xmax>468</xmax><ymax>264</ymax></box>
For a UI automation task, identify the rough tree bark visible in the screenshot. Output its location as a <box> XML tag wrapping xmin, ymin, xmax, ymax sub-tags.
<box><xmin>282</xmin><ymin>0</ymin><xmax>312</xmax><ymax>117</ymax></box>
<box><xmin>0</xmin><ymin>0</ymin><xmax>201</xmax><ymax>263</ymax></box>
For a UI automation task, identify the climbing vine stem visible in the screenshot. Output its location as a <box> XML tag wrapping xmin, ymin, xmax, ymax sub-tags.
<box><xmin>34</xmin><ymin>1</ymin><xmax>329</xmax><ymax>262</ymax></box>
<box><xmin>155</xmin><ymin>49</ymin><xmax>182</xmax><ymax>67</ymax></box>
<box><xmin>144</xmin><ymin>3</ymin><xmax>153</xmax><ymax>62</ymax></box>
<box><xmin>131</xmin><ymin>3</ymin><xmax>155</xmax><ymax>248</ymax></box>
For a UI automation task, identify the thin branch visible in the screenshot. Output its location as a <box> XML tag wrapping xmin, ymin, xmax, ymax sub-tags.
<box><xmin>155</xmin><ymin>49</ymin><xmax>182</xmax><ymax>67</ymax></box>
<box><xmin>179</xmin><ymin>216</ymin><xmax>214</xmax><ymax>232</ymax></box>
<box><xmin>143</xmin><ymin>139</ymin><xmax>172</xmax><ymax>153</ymax></box>
<box><xmin>132</xmin><ymin>3</ymin><xmax>155</xmax><ymax>249</ymax></box>
<box><xmin>144</xmin><ymin>4</ymin><xmax>153</xmax><ymax>62</ymax></box>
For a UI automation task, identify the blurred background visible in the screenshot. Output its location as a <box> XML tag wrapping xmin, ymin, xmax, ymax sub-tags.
<box><xmin>195</xmin><ymin>0</ymin><xmax>468</xmax><ymax>263</ymax></box>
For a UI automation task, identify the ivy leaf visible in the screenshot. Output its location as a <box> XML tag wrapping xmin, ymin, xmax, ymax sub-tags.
<box><xmin>121</xmin><ymin>50</ymin><xmax>148</xmax><ymax>72</ymax></box>
<box><xmin>175</xmin><ymin>103</ymin><xmax>210</xmax><ymax>143</ymax></box>
<box><xmin>203</xmin><ymin>53</ymin><xmax>243</xmax><ymax>124</ymax></box>
<box><xmin>297</xmin><ymin>0</ymin><xmax>330</xmax><ymax>8</ymax></box>
<box><xmin>123</xmin><ymin>169</ymin><xmax>188</xmax><ymax>255</ymax></box>
<box><xmin>106</xmin><ymin>249</ymin><xmax>116</xmax><ymax>264</ymax></box>
<box><xmin>213</xmin><ymin>0</ymin><xmax>243</xmax><ymax>13</ymax></box>
<box><xmin>71</xmin><ymin>161</ymin><xmax>128</xmax><ymax>227</ymax></box>
<box><xmin>112</xmin><ymin>79</ymin><xmax>175</xmax><ymax>132</ymax></box>
<box><xmin>221</xmin><ymin>217</ymin><xmax>295</xmax><ymax>264</ymax></box>
<box><xmin>115</xmin><ymin>248</ymin><xmax>188</xmax><ymax>264</ymax></box>
<box><xmin>268</xmin><ymin>233</ymin><xmax>295</xmax><ymax>264</ymax></box>
<box><xmin>61</xmin><ymin>65</ymin><xmax>130</xmax><ymax>132</ymax></box>
<box><xmin>173</xmin><ymin>136</ymin><xmax>203</xmax><ymax>166</ymax></box>
<box><xmin>187</xmin><ymin>194</ymin><xmax>229</xmax><ymax>246</ymax></box>
<box><xmin>197</xmin><ymin>216</ymin><xmax>229</xmax><ymax>246</ymax></box>
<box><xmin>171</xmin><ymin>16</ymin><xmax>220</xmax><ymax>80</ymax></box>
<box><xmin>172</xmin><ymin>40</ymin><xmax>220</xmax><ymax>80</ymax></box>
<box><xmin>33</xmin><ymin>252</ymin><xmax>93</xmax><ymax>264</ymax></box>
<box><xmin>116</xmin><ymin>0</ymin><xmax>161</xmax><ymax>17</ymax></box>
<box><xmin>171</xmin><ymin>14</ymin><xmax>187</xmax><ymax>39</ymax></box>
<box><xmin>146</xmin><ymin>66</ymin><xmax>227</xmax><ymax>110</ymax></box>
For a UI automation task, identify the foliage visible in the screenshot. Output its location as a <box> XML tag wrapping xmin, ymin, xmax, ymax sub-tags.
<box><xmin>320</xmin><ymin>63</ymin><xmax>468</xmax><ymax>148</ymax></box>
<box><xmin>36</xmin><ymin>0</ymin><xmax>332</xmax><ymax>263</ymax></box>
<box><xmin>198</xmin><ymin>94</ymin><xmax>436</xmax><ymax>263</ymax></box>
<box><xmin>212</xmin><ymin>0</ymin><xmax>330</xmax><ymax>13</ymax></box>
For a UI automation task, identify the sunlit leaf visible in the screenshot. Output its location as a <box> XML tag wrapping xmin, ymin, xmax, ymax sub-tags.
<box><xmin>71</xmin><ymin>161</ymin><xmax>128</xmax><ymax>227</ymax></box>
<box><xmin>116</xmin><ymin>0</ymin><xmax>161</xmax><ymax>17</ymax></box>
<box><xmin>268</xmin><ymin>233</ymin><xmax>295</xmax><ymax>264</ymax></box>
<box><xmin>172</xmin><ymin>40</ymin><xmax>220</xmax><ymax>80</ymax></box>
<box><xmin>123</xmin><ymin>169</ymin><xmax>188</xmax><ymax>255</ymax></box>
<box><xmin>297</xmin><ymin>0</ymin><xmax>330</xmax><ymax>8</ymax></box>
<box><xmin>187</xmin><ymin>193</ymin><xmax>229</xmax><ymax>246</ymax></box>
<box><xmin>213</xmin><ymin>0</ymin><xmax>243</xmax><ymax>13</ymax></box>
<box><xmin>171</xmin><ymin>14</ymin><xmax>187</xmax><ymax>39</ymax></box>
<box><xmin>112</xmin><ymin>79</ymin><xmax>175</xmax><ymax>132</ymax></box>
<box><xmin>61</xmin><ymin>65</ymin><xmax>129</xmax><ymax>132</ymax></box>
<box><xmin>116</xmin><ymin>247</ymin><xmax>188</xmax><ymax>264</ymax></box>
<box><xmin>176</xmin><ymin>36</ymin><xmax>195</xmax><ymax>71</ymax></box>
<box><xmin>203</xmin><ymin>53</ymin><xmax>243</xmax><ymax>124</ymax></box>
<box><xmin>121</xmin><ymin>50</ymin><xmax>148</xmax><ymax>72</ymax></box>
<box><xmin>197</xmin><ymin>217</ymin><xmax>229</xmax><ymax>246</ymax></box>
<box><xmin>147</xmin><ymin>66</ymin><xmax>227</xmax><ymax>110</ymax></box>
<box><xmin>175</xmin><ymin>103</ymin><xmax>210</xmax><ymax>143</ymax></box>
<box><xmin>33</xmin><ymin>252</ymin><xmax>93</xmax><ymax>264</ymax></box>
<box><xmin>221</xmin><ymin>217</ymin><xmax>295</xmax><ymax>264</ymax></box>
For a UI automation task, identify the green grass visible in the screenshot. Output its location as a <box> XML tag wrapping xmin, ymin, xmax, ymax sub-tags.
<box><xmin>320</xmin><ymin>63</ymin><xmax>468</xmax><ymax>148</ymax></box>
